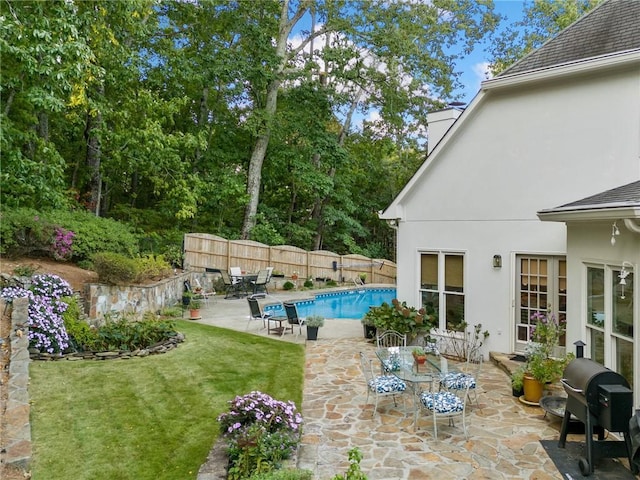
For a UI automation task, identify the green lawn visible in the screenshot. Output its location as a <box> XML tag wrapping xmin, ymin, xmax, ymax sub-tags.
<box><xmin>28</xmin><ymin>321</ymin><xmax>305</xmax><ymax>480</ymax></box>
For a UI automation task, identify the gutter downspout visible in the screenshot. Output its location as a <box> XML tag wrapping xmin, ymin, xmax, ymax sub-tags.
<box><xmin>623</xmin><ymin>218</ymin><xmax>640</xmax><ymax>234</ymax></box>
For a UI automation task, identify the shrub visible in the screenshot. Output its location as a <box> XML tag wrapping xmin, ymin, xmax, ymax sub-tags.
<box><xmin>133</xmin><ymin>254</ymin><xmax>172</xmax><ymax>282</ymax></box>
<box><xmin>93</xmin><ymin>252</ymin><xmax>172</xmax><ymax>285</ymax></box>
<box><xmin>303</xmin><ymin>279</ymin><xmax>313</xmax><ymax>288</ymax></box>
<box><xmin>218</xmin><ymin>391</ymin><xmax>303</xmax><ymax>480</ymax></box>
<box><xmin>0</xmin><ymin>208</ymin><xmax>74</xmax><ymax>259</ymax></box>
<box><xmin>62</xmin><ymin>296</ymin><xmax>98</xmax><ymax>351</ymax></box>
<box><xmin>90</xmin><ymin>316</ymin><xmax>177</xmax><ymax>351</ymax></box>
<box><xmin>93</xmin><ymin>252</ymin><xmax>138</xmax><ymax>285</ymax></box>
<box><xmin>0</xmin><ymin>207</ymin><xmax>140</xmax><ymax>263</ymax></box>
<box><xmin>47</xmin><ymin>209</ymin><xmax>140</xmax><ymax>262</ymax></box>
<box><xmin>326</xmin><ymin>280</ymin><xmax>337</xmax><ymax>287</ymax></box>
<box><xmin>283</xmin><ymin>281</ymin><xmax>295</xmax><ymax>290</ymax></box>
<box><xmin>363</xmin><ymin>299</ymin><xmax>436</xmax><ymax>339</ymax></box>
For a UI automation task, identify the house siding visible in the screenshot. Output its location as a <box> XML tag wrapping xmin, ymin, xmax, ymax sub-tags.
<box><xmin>394</xmin><ymin>61</ymin><xmax>639</xmax><ymax>355</ymax></box>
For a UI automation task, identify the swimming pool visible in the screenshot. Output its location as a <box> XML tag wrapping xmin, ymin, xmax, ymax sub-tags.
<box><xmin>265</xmin><ymin>288</ymin><xmax>396</xmax><ymax>320</ymax></box>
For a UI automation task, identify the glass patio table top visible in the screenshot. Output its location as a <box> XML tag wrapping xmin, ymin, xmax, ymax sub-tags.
<box><xmin>375</xmin><ymin>346</ymin><xmax>453</xmax><ymax>388</ymax></box>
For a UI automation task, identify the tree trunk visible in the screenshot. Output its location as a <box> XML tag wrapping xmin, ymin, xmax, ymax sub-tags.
<box><xmin>85</xmin><ymin>109</ymin><xmax>103</xmax><ymax>216</ymax></box>
<box><xmin>241</xmin><ymin>0</ymin><xmax>301</xmax><ymax>239</ymax></box>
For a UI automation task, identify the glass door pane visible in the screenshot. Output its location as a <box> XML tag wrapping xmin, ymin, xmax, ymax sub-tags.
<box><xmin>587</xmin><ymin>267</ymin><xmax>605</xmax><ymax>328</ymax></box>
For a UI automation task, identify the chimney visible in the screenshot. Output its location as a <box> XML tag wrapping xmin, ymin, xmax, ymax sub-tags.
<box><xmin>427</xmin><ymin>107</ymin><xmax>463</xmax><ymax>155</ymax></box>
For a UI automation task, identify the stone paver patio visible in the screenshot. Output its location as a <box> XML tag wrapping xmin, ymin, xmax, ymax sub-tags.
<box><xmin>195</xmin><ymin>288</ymin><xmax>623</xmax><ymax>480</ymax></box>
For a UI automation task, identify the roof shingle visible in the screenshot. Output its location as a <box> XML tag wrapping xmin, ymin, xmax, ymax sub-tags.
<box><xmin>500</xmin><ymin>0</ymin><xmax>640</xmax><ymax>76</ymax></box>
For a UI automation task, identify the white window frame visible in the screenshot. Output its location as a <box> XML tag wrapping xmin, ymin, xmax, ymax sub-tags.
<box><xmin>418</xmin><ymin>251</ymin><xmax>465</xmax><ymax>331</ymax></box>
<box><xmin>584</xmin><ymin>262</ymin><xmax>635</xmax><ymax>390</ymax></box>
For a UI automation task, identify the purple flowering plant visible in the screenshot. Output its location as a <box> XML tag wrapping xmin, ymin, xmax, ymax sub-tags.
<box><xmin>52</xmin><ymin>227</ymin><xmax>75</xmax><ymax>260</ymax></box>
<box><xmin>1</xmin><ymin>274</ymin><xmax>72</xmax><ymax>354</ymax></box>
<box><xmin>217</xmin><ymin>391</ymin><xmax>303</xmax><ymax>477</ymax></box>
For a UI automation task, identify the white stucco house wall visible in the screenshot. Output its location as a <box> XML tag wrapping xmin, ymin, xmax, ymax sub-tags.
<box><xmin>379</xmin><ymin>0</ymin><xmax>640</xmax><ymax>400</ymax></box>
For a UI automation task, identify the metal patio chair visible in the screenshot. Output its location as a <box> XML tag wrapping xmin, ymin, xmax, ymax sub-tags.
<box><xmin>360</xmin><ymin>351</ymin><xmax>406</xmax><ymax>416</ymax></box>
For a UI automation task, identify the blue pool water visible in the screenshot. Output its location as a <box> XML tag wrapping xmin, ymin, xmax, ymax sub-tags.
<box><xmin>265</xmin><ymin>288</ymin><xmax>396</xmax><ymax>319</ymax></box>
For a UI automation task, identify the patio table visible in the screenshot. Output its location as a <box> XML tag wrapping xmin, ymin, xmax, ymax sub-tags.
<box><xmin>230</xmin><ymin>273</ymin><xmax>258</xmax><ymax>297</ymax></box>
<box><xmin>375</xmin><ymin>346</ymin><xmax>455</xmax><ymax>416</ymax></box>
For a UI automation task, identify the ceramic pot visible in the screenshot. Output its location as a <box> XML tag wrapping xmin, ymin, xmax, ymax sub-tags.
<box><xmin>523</xmin><ymin>373</ymin><xmax>544</xmax><ymax>403</ymax></box>
<box><xmin>413</xmin><ymin>353</ymin><xmax>427</xmax><ymax>365</ymax></box>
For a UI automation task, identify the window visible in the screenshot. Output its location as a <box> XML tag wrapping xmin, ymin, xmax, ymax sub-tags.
<box><xmin>420</xmin><ymin>252</ymin><xmax>464</xmax><ymax>330</ymax></box>
<box><xmin>586</xmin><ymin>264</ymin><xmax>634</xmax><ymax>390</ymax></box>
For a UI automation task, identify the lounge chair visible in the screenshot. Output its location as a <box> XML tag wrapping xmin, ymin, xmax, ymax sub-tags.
<box><xmin>283</xmin><ymin>302</ymin><xmax>306</xmax><ymax>337</ymax></box>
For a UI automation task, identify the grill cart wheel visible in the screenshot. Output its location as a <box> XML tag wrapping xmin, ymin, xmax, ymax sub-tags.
<box><xmin>578</xmin><ymin>457</ymin><xmax>591</xmax><ymax>476</ymax></box>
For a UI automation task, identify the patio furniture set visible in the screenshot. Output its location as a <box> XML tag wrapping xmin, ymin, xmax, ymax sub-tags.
<box><xmin>247</xmin><ymin>296</ymin><xmax>306</xmax><ymax>337</ymax></box>
<box><xmin>362</xmin><ymin>330</ymin><xmax>482</xmax><ymax>439</ymax></box>
<box><xmin>220</xmin><ymin>267</ymin><xmax>272</xmax><ymax>299</ymax></box>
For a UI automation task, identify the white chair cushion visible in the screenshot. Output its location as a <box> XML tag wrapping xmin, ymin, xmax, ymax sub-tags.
<box><xmin>440</xmin><ymin>372</ymin><xmax>476</xmax><ymax>390</ymax></box>
<box><xmin>423</xmin><ymin>343</ymin><xmax>440</xmax><ymax>355</ymax></box>
<box><xmin>368</xmin><ymin>375</ymin><xmax>406</xmax><ymax>393</ymax></box>
<box><xmin>420</xmin><ymin>391</ymin><xmax>463</xmax><ymax>413</ymax></box>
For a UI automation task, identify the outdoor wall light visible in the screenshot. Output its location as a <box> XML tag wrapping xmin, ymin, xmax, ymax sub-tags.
<box><xmin>611</xmin><ymin>221</ymin><xmax>620</xmax><ymax>246</ymax></box>
<box><xmin>492</xmin><ymin>255</ymin><xmax>502</xmax><ymax>268</ymax></box>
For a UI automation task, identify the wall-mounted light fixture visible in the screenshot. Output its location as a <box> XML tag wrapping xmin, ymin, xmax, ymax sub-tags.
<box><xmin>611</xmin><ymin>221</ymin><xmax>620</xmax><ymax>245</ymax></box>
<box><xmin>492</xmin><ymin>255</ymin><xmax>502</xmax><ymax>268</ymax></box>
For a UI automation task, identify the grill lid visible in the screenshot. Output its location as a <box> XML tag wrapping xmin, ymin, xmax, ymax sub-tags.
<box><xmin>562</xmin><ymin>358</ymin><xmax>629</xmax><ymax>408</ymax></box>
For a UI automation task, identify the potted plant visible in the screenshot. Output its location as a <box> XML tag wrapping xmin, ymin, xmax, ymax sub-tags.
<box><xmin>188</xmin><ymin>297</ymin><xmax>202</xmax><ymax>319</ymax></box>
<box><xmin>305</xmin><ymin>315</ymin><xmax>324</xmax><ymax>340</ymax></box>
<box><xmin>362</xmin><ymin>299</ymin><xmax>436</xmax><ymax>343</ymax></box>
<box><xmin>361</xmin><ymin>313</ymin><xmax>377</xmax><ymax>340</ymax></box>
<box><xmin>511</xmin><ymin>366</ymin><xmax>525</xmax><ymax>397</ymax></box>
<box><xmin>522</xmin><ymin>310</ymin><xmax>574</xmax><ymax>403</ymax></box>
<box><xmin>412</xmin><ymin>347</ymin><xmax>427</xmax><ymax>365</ymax></box>
<box><xmin>182</xmin><ymin>290</ymin><xmax>193</xmax><ymax>308</ymax></box>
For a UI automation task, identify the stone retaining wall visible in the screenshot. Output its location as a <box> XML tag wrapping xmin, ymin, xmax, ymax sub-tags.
<box><xmin>83</xmin><ymin>271</ymin><xmax>209</xmax><ymax>321</ymax></box>
<box><xmin>0</xmin><ymin>297</ymin><xmax>31</xmax><ymax>471</ymax></box>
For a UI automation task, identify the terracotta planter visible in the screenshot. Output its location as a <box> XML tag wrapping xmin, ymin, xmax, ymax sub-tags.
<box><xmin>189</xmin><ymin>308</ymin><xmax>201</xmax><ymax>319</ymax></box>
<box><xmin>523</xmin><ymin>374</ymin><xmax>544</xmax><ymax>403</ymax></box>
<box><xmin>413</xmin><ymin>353</ymin><xmax>427</xmax><ymax>365</ymax></box>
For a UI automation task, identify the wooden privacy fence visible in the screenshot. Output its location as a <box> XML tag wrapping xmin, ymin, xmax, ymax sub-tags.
<box><xmin>183</xmin><ymin>233</ymin><xmax>396</xmax><ymax>284</ymax></box>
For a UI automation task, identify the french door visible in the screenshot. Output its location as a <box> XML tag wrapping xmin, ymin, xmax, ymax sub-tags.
<box><xmin>515</xmin><ymin>255</ymin><xmax>567</xmax><ymax>354</ymax></box>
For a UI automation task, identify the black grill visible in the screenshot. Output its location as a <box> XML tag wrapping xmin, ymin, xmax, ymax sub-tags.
<box><xmin>558</xmin><ymin>357</ymin><xmax>636</xmax><ymax>476</ymax></box>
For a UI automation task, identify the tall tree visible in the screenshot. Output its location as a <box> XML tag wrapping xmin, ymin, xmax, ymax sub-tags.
<box><xmin>0</xmin><ymin>0</ymin><xmax>96</xmax><ymax>209</ymax></box>
<box><xmin>237</xmin><ymin>0</ymin><xmax>500</xmax><ymax>239</ymax></box>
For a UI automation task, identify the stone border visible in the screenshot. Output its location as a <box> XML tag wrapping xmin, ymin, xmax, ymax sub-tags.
<box><xmin>29</xmin><ymin>333</ymin><xmax>185</xmax><ymax>361</ymax></box>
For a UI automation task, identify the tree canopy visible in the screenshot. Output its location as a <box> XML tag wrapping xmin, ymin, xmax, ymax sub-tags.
<box><xmin>2</xmin><ymin>0</ymin><xmax>593</xmax><ymax>260</ymax></box>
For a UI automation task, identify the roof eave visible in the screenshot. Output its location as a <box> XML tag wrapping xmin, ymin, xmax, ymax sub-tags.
<box><xmin>538</xmin><ymin>206</ymin><xmax>640</xmax><ymax>222</ymax></box>
<box><xmin>483</xmin><ymin>50</ymin><xmax>640</xmax><ymax>92</ymax></box>
<box><xmin>381</xmin><ymin>90</ymin><xmax>487</xmax><ymax>220</ymax></box>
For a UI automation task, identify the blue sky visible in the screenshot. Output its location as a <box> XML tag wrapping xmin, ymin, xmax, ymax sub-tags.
<box><xmin>453</xmin><ymin>1</ymin><xmax>526</xmax><ymax>104</ymax></box>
